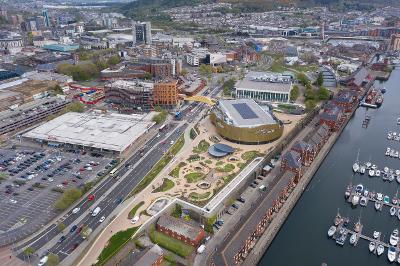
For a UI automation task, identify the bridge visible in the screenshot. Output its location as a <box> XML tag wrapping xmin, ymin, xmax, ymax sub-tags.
<box><xmin>184</xmin><ymin>95</ymin><xmax>216</xmax><ymax>106</ymax></box>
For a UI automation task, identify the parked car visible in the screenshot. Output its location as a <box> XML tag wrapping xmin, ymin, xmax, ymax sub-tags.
<box><xmin>99</xmin><ymin>216</ymin><xmax>106</xmax><ymax>223</ymax></box>
<box><xmin>131</xmin><ymin>216</ymin><xmax>140</xmax><ymax>224</ymax></box>
<box><xmin>70</xmin><ymin>225</ymin><xmax>78</xmax><ymax>233</ymax></box>
<box><xmin>58</xmin><ymin>235</ymin><xmax>66</xmax><ymax>243</ymax></box>
<box><xmin>237</xmin><ymin>197</ymin><xmax>245</xmax><ymax>203</ymax></box>
<box><xmin>72</xmin><ymin>207</ymin><xmax>80</xmax><ymax>214</ymax></box>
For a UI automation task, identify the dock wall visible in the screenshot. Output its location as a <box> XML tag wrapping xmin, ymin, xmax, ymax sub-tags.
<box><xmin>244</xmin><ymin>103</ymin><xmax>359</xmax><ymax>265</ymax></box>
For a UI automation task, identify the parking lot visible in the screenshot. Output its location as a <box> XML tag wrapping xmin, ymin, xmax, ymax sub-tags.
<box><xmin>0</xmin><ymin>147</ymin><xmax>113</xmax><ymax>246</ymax></box>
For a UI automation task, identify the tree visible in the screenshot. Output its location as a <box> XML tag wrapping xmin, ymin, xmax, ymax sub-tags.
<box><xmin>52</xmin><ymin>85</ymin><xmax>64</xmax><ymax>95</ymax></box>
<box><xmin>304</xmin><ymin>88</ymin><xmax>316</xmax><ymax>101</ymax></box>
<box><xmin>57</xmin><ymin>222</ymin><xmax>66</xmax><ymax>232</ymax></box>
<box><xmin>46</xmin><ymin>253</ymin><xmax>59</xmax><ymax>266</ymax></box>
<box><xmin>222</xmin><ymin>78</ymin><xmax>236</xmax><ymax>96</ymax></box>
<box><xmin>305</xmin><ymin>100</ymin><xmax>316</xmax><ymax>112</ymax></box>
<box><xmin>316</xmin><ymin>72</ymin><xmax>324</xmax><ymax>87</ymax></box>
<box><xmin>296</xmin><ymin>72</ymin><xmax>309</xmax><ymax>86</ymax></box>
<box><xmin>54</xmin><ymin>188</ymin><xmax>83</xmax><ymax>210</ymax></box>
<box><xmin>152</xmin><ymin>107</ymin><xmax>168</xmax><ymax>124</ymax></box>
<box><xmin>143</xmin><ymin>72</ymin><xmax>153</xmax><ymax>80</ymax></box>
<box><xmin>199</xmin><ymin>64</ymin><xmax>213</xmax><ymax>83</ymax></box>
<box><xmin>317</xmin><ymin>86</ymin><xmax>330</xmax><ymax>101</ymax></box>
<box><xmin>23</xmin><ymin>247</ymin><xmax>35</xmax><ymax>257</ymax></box>
<box><xmin>107</xmin><ymin>55</ymin><xmax>121</xmax><ymax>66</ymax></box>
<box><xmin>180</xmin><ymin>68</ymin><xmax>188</xmax><ymax>76</ymax></box>
<box><xmin>290</xmin><ymin>85</ymin><xmax>299</xmax><ymax>101</ymax></box>
<box><xmin>66</xmin><ymin>102</ymin><xmax>85</xmax><ymax>113</ymax></box>
<box><xmin>171</xmin><ymin>204</ymin><xmax>182</xmax><ymax>218</ymax></box>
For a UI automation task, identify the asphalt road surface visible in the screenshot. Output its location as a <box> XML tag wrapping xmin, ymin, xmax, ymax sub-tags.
<box><xmin>15</xmin><ymin>84</ymin><xmax>220</xmax><ymax>263</ymax></box>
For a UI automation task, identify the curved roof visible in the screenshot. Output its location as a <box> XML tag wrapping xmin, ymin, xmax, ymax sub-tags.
<box><xmin>208</xmin><ymin>143</ymin><xmax>235</xmax><ymax>157</ymax></box>
<box><xmin>214</xmin><ymin>143</ymin><xmax>235</xmax><ymax>153</ymax></box>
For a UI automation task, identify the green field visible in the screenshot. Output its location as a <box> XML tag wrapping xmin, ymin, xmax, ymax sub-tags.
<box><xmin>152</xmin><ymin>178</ymin><xmax>175</xmax><ymax>193</ymax></box>
<box><xmin>149</xmin><ymin>224</ymin><xmax>194</xmax><ymax>258</ymax></box>
<box><xmin>96</xmin><ymin>227</ymin><xmax>138</xmax><ymax>265</ymax></box>
<box><xmin>216</xmin><ymin>163</ymin><xmax>235</xmax><ymax>172</ymax></box>
<box><xmin>192</xmin><ymin>140</ymin><xmax>210</xmax><ymax>153</ymax></box>
<box><xmin>184</xmin><ymin>172</ymin><xmax>205</xmax><ymax>183</ymax></box>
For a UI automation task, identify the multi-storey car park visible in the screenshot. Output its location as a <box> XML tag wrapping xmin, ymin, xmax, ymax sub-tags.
<box><xmin>0</xmin><ymin>97</ymin><xmax>69</xmax><ymax>136</ymax></box>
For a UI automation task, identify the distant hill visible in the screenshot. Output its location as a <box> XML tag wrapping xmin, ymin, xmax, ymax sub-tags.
<box><xmin>119</xmin><ymin>0</ymin><xmax>399</xmax><ymax>19</ymax></box>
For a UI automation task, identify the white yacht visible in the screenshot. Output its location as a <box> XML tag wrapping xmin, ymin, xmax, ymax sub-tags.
<box><xmin>328</xmin><ymin>226</ymin><xmax>336</xmax><ymax>237</ymax></box>
<box><xmin>352</xmin><ymin>195</ymin><xmax>360</xmax><ymax>206</ymax></box>
<box><xmin>349</xmin><ymin>233</ymin><xmax>357</xmax><ymax>245</ymax></box>
<box><xmin>372</xmin><ymin>164</ymin><xmax>378</xmax><ymax>170</ymax></box>
<box><xmin>377</xmin><ymin>244</ymin><xmax>384</xmax><ymax>256</ymax></box>
<box><xmin>360</xmin><ymin>197</ymin><xmax>367</xmax><ymax>206</ymax></box>
<box><xmin>353</xmin><ymin>162</ymin><xmax>360</xmax><ymax>173</ymax></box>
<box><xmin>375</xmin><ymin>170</ymin><xmax>381</xmax><ymax>177</ymax></box>
<box><xmin>396</xmin><ymin>170</ymin><xmax>400</xmax><ymax>176</ymax></box>
<box><xmin>359</xmin><ymin>166</ymin><xmax>366</xmax><ymax>174</ymax></box>
<box><xmin>369</xmin><ymin>241</ymin><xmax>376</xmax><ymax>252</ymax></box>
<box><xmin>386</xmin><ymin>148</ymin><xmax>391</xmax><ymax>156</ymax></box>
<box><xmin>395</xmin><ymin>151</ymin><xmax>399</xmax><ymax>158</ymax></box>
<box><xmin>390</xmin><ymin>229</ymin><xmax>399</xmax><ymax>246</ymax></box>
<box><xmin>390</xmin><ymin>206</ymin><xmax>397</xmax><ymax>216</ymax></box>
<box><xmin>373</xmin><ymin>231</ymin><xmax>381</xmax><ymax>239</ymax></box>
<box><xmin>377</xmin><ymin>193</ymin><xmax>384</xmax><ymax>201</ymax></box>
<box><xmin>388</xmin><ymin>246</ymin><xmax>396</xmax><ymax>262</ymax></box>
<box><xmin>384</xmin><ymin>167</ymin><xmax>390</xmax><ymax>173</ymax></box>
<box><xmin>369</xmin><ymin>169</ymin><xmax>375</xmax><ymax>177</ymax></box>
<box><xmin>388</xmin><ymin>133</ymin><xmax>393</xmax><ymax>140</ymax></box>
<box><xmin>397</xmin><ymin>117</ymin><xmax>400</xmax><ymax>125</ymax></box>
<box><xmin>355</xmin><ymin>184</ymin><xmax>364</xmax><ymax>194</ymax></box>
<box><xmin>365</xmin><ymin>162</ymin><xmax>372</xmax><ymax>169</ymax></box>
<box><xmin>375</xmin><ymin>201</ymin><xmax>382</xmax><ymax>211</ymax></box>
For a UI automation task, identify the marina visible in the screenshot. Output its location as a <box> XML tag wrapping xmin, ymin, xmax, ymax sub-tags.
<box><xmin>260</xmin><ymin>66</ymin><xmax>400</xmax><ymax>265</ymax></box>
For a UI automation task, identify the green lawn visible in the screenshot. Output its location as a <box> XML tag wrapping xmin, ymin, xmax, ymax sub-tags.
<box><xmin>189</xmin><ymin>191</ymin><xmax>211</xmax><ymax>201</ymax></box>
<box><xmin>184</xmin><ymin>172</ymin><xmax>205</xmax><ymax>183</ymax></box>
<box><xmin>128</xmin><ymin>201</ymin><xmax>145</xmax><ymax>219</ymax></box>
<box><xmin>130</xmin><ymin>135</ymin><xmax>185</xmax><ymax>196</ymax></box>
<box><xmin>192</xmin><ymin>140</ymin><xmax>210</xmax><ymax>153</ymax></box>
<box><xmin>169</xmin><ymin>162</ymin><xmax>186</xmax><ymax>178</ymax></box>
<box><xmin>149</xmin><ymin>224</ymin><xmax>194</xmax><ymax>257</ymax></box>
<box><xmin>215</xmin><ymin>161</ymin><xmax>223</xmax><ymax>166</ymax></box>
<box><xmin>241</xmin><ymin>151</ymin><xmax>263</xmax><ymax>161</ymax></box>
<box><xmin>152</xmin><ymin>178</ymin><xmax>174</xmax><ymax>193</ymax></box>
<box><xmin>216</xmin><ymin>163</ymin><xmax>235</xmax><ymax>172</ymax></box>
<box><xmin>96</xmin><ymin>227</ymin><xmax>138</xmax><ymax>266</ymax></box>
<box><xmin>277</xmin><ymin>104</ymin><xmax>296</xmax><ymax>110</ymax></box>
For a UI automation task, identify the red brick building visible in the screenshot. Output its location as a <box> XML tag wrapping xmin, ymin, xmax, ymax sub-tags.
<box><xmin>332</xmin><ymin>90</ymin><xmax>358</xmax><ymax>113</ymax></box>
<box><xmin>281</xmin><ymin>150</ymin><xmax>303</xmax><ymax>183</ymax></box>
<box><xmin>291</xmin><ymin>140</ymin><xmax>316</xmax><ymax>166</ymax></box>
<box><xmin>319</xmin><ymin>105</ymin><xmax>346</xmax><ymax>132</ymax></box>
<box><xmin>156</xmin><ymin>215</ymin><xmax>205</xmax><ymax>247</ymax></box>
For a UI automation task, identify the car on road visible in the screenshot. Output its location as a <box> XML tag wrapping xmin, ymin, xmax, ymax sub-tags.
<box><xmin>72</xmin><ymin>207</ymin><xmax>80</xmax><ymax>214</ymax></box>
<box><xmin>77</xmin><ymin>225</ymin><xmax>83</xmax><ymax>234</ymax></box>
<box><xmin>237</xmin><ymin>197</ymin><xmax>245</xmax><ymax>203</ymax></box>
<box><xmin>131</xmin><ymin>216</ymin><xmax>140</xmax><ymax>224</ymax></box>
<box><xmin>9</xmin><ymin>199</ymin><xmax>17</xmax><ymax>204</ymax></box>
<box><xmin>216</xmin><ymin>220</ymin><xmax>224</xmax><ymax>226</ymax></box>
<box><xmin>250</xmin><ymin>183</ymin><xmax>256</xmax><ymax>188</ymax></box>
<box><xmin>99</xmin><ymin>216</ymin><xmax>106</xmax><ymax>223</ymax></box>
<box><xmin>170</xmin><ymin>140</ymin><xmax>174</xmax><ymax>145</ymax></box>
<box><xmin>27</xmin><ymin>187</ymin><xmax>34</xmax><ymax>191</ymax></box>
<box><xmin>213</xmin><ymin>224</ymin><xmax>220</xmax><ymax>230</ymax></box>
<box><xmin>232</xmin><ymin>204</ymin><xmax>239</xmax><ymax>209</ymax></box>
<box><xmin>70</xmin><ymin>225</ymin><xmax>78</xmax><ymax>233</ymax></box>
<box><xmin>71</xmin><ymin>242</ymin><xmax>79</xmax><ymax>251</ymax></box>
<box><xmin>38</xmin><ymin>256</ymin><xmax>48</xmax><ymax>266</ymax></box>
<box><xmin>58</xmin><ymin>235</ymin><xmax>66</xmax><ymax>243</ymax></box>
<box><xmin>116</xmin><ymin>198</ymin><xmax>123</xmax><ymax>204</ymax></box>
<box><xmin>88</xmin><ymin>194</ymin><xmax>95</xmax><ymax>201</ymax></box>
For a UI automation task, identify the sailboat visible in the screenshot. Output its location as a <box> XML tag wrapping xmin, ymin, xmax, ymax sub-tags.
<box><xmin>353</xmin><ymin>149</ymin><xmax>360</xmax><ymax>172</ymax></box>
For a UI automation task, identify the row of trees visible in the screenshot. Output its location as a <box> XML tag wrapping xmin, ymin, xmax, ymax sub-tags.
<box><xmin>57</xmin><ymin>55</ymin><xmax>121</xmax><ymax>81</ymax></box>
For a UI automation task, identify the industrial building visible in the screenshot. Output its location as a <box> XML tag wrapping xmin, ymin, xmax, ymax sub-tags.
<box><xmin>132</xmin><ymin>21</ymin><xmax>152</xmax><ymax>45</ymax></box>
<box><xmin>210</xmin><ymin>99</ymin><xmax>283</xmax><ymax>144</ymax></box>
<box><xmin>234</xmin><ymin>72</ymin><xmax>292</xmax><ymax>103</ymax></box>
<box><xmin>23</xmin><ymin>111</ymin><xmax>155</xmax><ymax>154</ymax></box>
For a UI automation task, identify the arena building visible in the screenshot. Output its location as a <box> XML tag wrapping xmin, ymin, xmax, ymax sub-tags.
<box><xmin>23</xmin><ymin>111</ymin><xmax>155</xmax><ymax>154</ymax></box>
<box><xmin>210</xmin><ymin>99</ymin><xmax>283</xmax><ymax>144</ymax></box>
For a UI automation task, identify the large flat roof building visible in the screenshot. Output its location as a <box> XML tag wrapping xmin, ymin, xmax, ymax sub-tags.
<box><xmin>235</xmin><ymin>71</ymin><xmax>292</xmax><ymax>103</ymax></box>
<box><xmin>211</xmin><ymin>99</ymin><xmax>283</xmax><ymax>144</ymax></box>
<box><xmin>23</xmin><ymin>111</ymin><xmax>155</xmax><ymax>154</ymax></box>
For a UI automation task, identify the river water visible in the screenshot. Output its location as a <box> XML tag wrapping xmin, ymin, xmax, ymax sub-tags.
<box><xmin>259</xmin><ymin>66</ymin><xmax>400</xmax><ymax>266</ymax></box>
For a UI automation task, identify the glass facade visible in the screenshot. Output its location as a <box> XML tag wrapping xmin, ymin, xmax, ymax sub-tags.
<box><xmin>236</xmin><ymin>89</ymin><xmax>289</xmax><ymax>102</ymax></box>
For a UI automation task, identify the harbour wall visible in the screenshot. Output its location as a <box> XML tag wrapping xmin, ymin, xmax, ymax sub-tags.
<box><xmin>244</xmin><ymin>102</ymin><xmax>360</xmax><ymax>265</ymax></box>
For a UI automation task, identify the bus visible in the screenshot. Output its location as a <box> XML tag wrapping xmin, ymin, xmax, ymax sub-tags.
<box><xmin>110</xmin><ymin>168</ymin><xmax>118</xmax><ymax>178</ymax></box>
<box><xmin>159</xmin><ymin>124</ymin><xmax>168</xmax><ymax>132</ymax></box>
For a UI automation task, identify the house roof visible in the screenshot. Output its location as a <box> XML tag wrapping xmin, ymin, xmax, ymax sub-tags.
<box><xmin>157</xmin><ymin>215</ymin><xmax>203</xmax><ymax>241</ymax></box>
<box><xmin>292</xmin><ymin>140</ymin><xmax>313</xmax><ymax>152</ymax></box>
<box><xmin>320</xmin><ymin>106</ymin><xmax>342</xmax><ymax>122</ymax></box>
<box><xmin>283</xmin><ymin>150</ymin><xmax>301</xmax><ymax>168</ymax></box>
<box><xmin>133</xmin><ymin>245</ymin><xmax>163</xmax><ymax>266</ymax></box>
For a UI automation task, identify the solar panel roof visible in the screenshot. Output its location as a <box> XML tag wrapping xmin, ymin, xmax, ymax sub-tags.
<box><xmin>232</xmin><ymin>103</ymin><xmax>258</xmax><ymax>120</ymax></box>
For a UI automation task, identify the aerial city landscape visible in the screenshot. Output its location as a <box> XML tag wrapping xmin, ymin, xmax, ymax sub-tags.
<box><xmin>0</xmin><ymin>0</ymin><xmax>400</xmax><ymax>265</ymax></box>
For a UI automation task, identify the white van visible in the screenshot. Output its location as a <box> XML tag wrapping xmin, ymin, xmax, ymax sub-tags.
<box><xmin>38</xmin><ymin>256</ymin><xmax>48</xmax><ymax>266</ymax></box>
<box><xmin>197</xmin><ymin>244</ymin><xmax>206</xmax><ymax>254</ymax></box>
<box><xmin>259</xmin><ymin>185</ymin><xmax>266</xmax><ymax>192</ymax></box>
<box><xmin>92</xmin><ymin>207</ymin><xmax>101</xmax><ymax>217</ymax></box>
